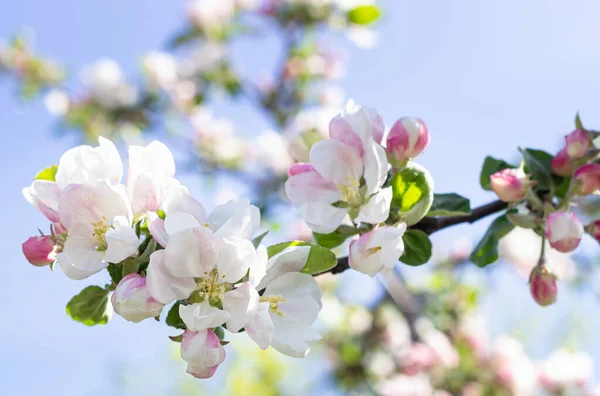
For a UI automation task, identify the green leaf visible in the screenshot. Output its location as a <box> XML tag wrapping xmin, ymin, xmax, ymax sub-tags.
<box><xmin>391</xmin><ymin>163</ymin><xmax>434</xmax><ymax>225</ymax></box>
<box><xmin>479</xmin><ymin>157</ymin><xmax>515</xmax><ymax>190</ymax></box>
<box><xmin>122</xmin><ymin>257</ymin><xmax>140</xmax><ymax>277</ymax></box>
<box><xmin>428</xmin><ymin>193</ymin><xmax>471</xmax><ymax>217</ymax></box>
<box><xmin>469</xmin><ymin>215</ymin><xmax>515</xmax><ymax>267</ymax></box>
<box><xmin>520</xmin><ymin>148</ymin><xmax>554</xmax><ymax>192</ymax></box>
<box><xmin>66</xmin><ymin>286</ymin><xmax>111</xmax><ymax>326</ymax></box>
<box><xmin>347</xmin><ymin>5</ymin><xmax>382</xmax><ymax>25</ymax></box>
<box><xmin>168</xmin><ymin>28</ymin><xmax>199</xmax><ymax>48</ymax></box>
<box><xmin>575</xmin><ymin>112</ymin><xmax>584</xmax><ymax>130</ymax></box>
<box><xmin>555</xmin><ymin>176</ymin><xmax>571</xmax><ymax>198</ymax></box>
<box><xmin>213</xmin><ymin>326</ymin><xmax>225</xmax><ymax>340</ymax></box>
<box><xmin>169</xmin><ymin>334</ymin><xmax>183</xmax><ymax>343</ymax></box>
<box><xmin>107</xmin><ymin>263</ymin><xmax>123</xmax><ymax>285</ymax></box>
<box><xmin>166</xmin><ymin>301</ymin><xmax>186</xmax><ymax>330</ymax></box>
<box><xmin>399</xmin><ymin>230</ymin><xmax>432</xmax><ymax>266</ymax></box>
<box><xmin>35</xmin><ymin>165</ymin><xmax>58</xmax><ymax>181</ymax></box>
<box><xmin>266</xmin><ymin>241</ymin><xmax>338</xmax><ymax>275</ymax></box>
<box><xmin>313</xmin><ymin>225</ymin><xmax>360</xmax><ymax>249</ymax></box>
<box><xmin>252</xmin><ymin>231</ymin><xmax>268</xmax><ymax>248</ymax></box>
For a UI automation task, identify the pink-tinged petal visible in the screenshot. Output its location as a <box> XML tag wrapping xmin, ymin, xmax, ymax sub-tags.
<box><xmin>146</xmin><ymin>250</ymin><xmax>196</xmax><ymax>304</ymax></box>
<box><xmin>285</xmin><ymin>169</ymin><xmax>341</xmax><ymax>206</ymax></box>
<box><xmin>23</xmin><ymin>180</ymin><xmax>62</xmax><ymax>223</ymax></box>
<box><xmin>245</xmin><ymin>302</ymin><xmax>274</xmax><ymax>350</ymax></box>
<box><xmin>179</xmin><ymin>301</ymin><xmax>230</xmax><ymax>331</ymax></box>
<box><xmin>296</xmin><ymin>202</ymin><xmax>349</xmax><ymax>234</ymax></box>
<box><xmin>551</xmin><ymin>149</ymin><xmax>575</xmax><ymax>177</ymax></box>
<box><xmin>22</xmin><ymin>236</ymin><xmax>57</xmax><ymax>266</ymax></box>
<box><xmin>564</xmin><ymin>129</ymin><xmax>590</xmax><ymax>159</ymax></box>
<box><xmin>363</xmin><ymin>141</ymin><xmax>388</xmax><ymax>196</ymax></box>
<box><xmin>111</xmin><ymin>273</ymin><xmax>164</xmax><ymax>323</ymax></box>
<box><xmin>310</xmin><ymin>139</ymin><xmax>363</xmax><ymax>185</ymax></box>
<box><xmin>340</xmin><ymin>101</ymin><xmax>384</xmax><ymax>145</ymax></box>
<box><xmin>222</xmin><ymin>282</ymin><xmax>259</xmax><ymax>333</ymax></box>
<box><xmin>164</xmin><ymin>227</ymin><xmax>220</xmax><ymax>278</ymax></box>
<box><xmin>386</xmin><ymin>117</ymin><xmax>429</xmax><ymax>166</ymax></box>
<box><xmin>287</xmin><ymin>163</ymin><xmax>315</xmax><ymax>177</ymax></box>
<box><xmin>147</xmin><ymin>212</ymin><xmax>168</xmax><ymax>248</ymax></box>
<box><xmin>490</xmin><ymin>168</ymin><xmax>528</xmax><ymax>202</ymax></box>
<box><xmin>329</xmin><ymin>115</ymin><xmax>365</xmax><ymax>157</ymax></box>
<box><xmin>187</xmin><ymin>365</ymin><xmax>219</xmax><ymax>379</ymax></box>
<box><xmin>572</xmin><ymin>163</ymin><xmax>600</xmax><ymax>195</ymax></box>
<box><xmin>128</xmin><ymin>173</ymin><xmax>160</xmax><ymax>213</ymax></box>
<box><xmin>545</xmin><ymin>212</ymin><xmax>584</xmax><ymax>253</ymax></box>
<box><xmin>181</xmin><ymin>329</ymin><xmax>226</xmax><ymax>378</ymax></box>
<box><xmin>529</xmin><ymin>265</ymin><xmax>557</xmax><ymax>306</ymax></box>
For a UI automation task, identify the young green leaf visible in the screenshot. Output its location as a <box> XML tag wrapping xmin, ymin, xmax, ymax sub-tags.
<box><xmin>266</xmin><ymin>241</ymin><xmax>338</xmax><ymax>275</ymax></box>
<box><xmin>390</xmin><ymin>163</ymin><xmax>434</xmax><ymax>225</ymax></box>
<box><xmin>313</xmin><ymin>225</ymin><xmax>360</xmax><ymax>249</ymax></box>
<box><xmin>347</xmin><ymin>5</ymin><xmax>382</xmax><ymax>25</ymax></box>
<box><xmin>479</xmin><ymin>157</ymin><xmax>516</xmax><ymax>190</ymax></box>
<box><xmin>107</xmin><ymin>263</ymin><xmax>123</xmax><ymax>285</ymax></box>
<box><xmin>428</xmin><ymin>193</ymin><xmax>471</xmax><ymax>217</ymax></box>
<box><xmin>470</xmin><ymin>215</ymin><xmax>515</xmax><ymax>267</ymax></box>
<box><xmin>575</xmin><ymin>112</ymin><xmax>584</xmax><ymax>130</ymax></box>
<box><xmin>166</xmin><ymin>301</ymin><xmax>187</xmax><ymax>330</ymax></box>
<box><xmin>399</xmin><ymin>229</ymin><xmax>432</xmax><ymax>266</ymax></box>
<box><xmin>252</xmin><ymin>231</ymin><xmax>269</xmax><ymax>248</ymax></box>
<box><xmin>35</xmin><ymin>165</ymin><xmax>58</xmax><ymax>181</ymax></box>
<box><xmin>66</xmin><ymin>286</ymin><xmax>111</xmax><ymax>326</ymax></box>
<box><xmin>520</xmin><ymin>148</ymin><xmax>554</xmax><ymax>192</ymax></box>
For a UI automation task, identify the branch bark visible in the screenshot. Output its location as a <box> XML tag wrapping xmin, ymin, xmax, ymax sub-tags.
<box><xmin>320</xmin><ymin>199</ymin><xmax>508</xmax><ymax>276</ymax></box>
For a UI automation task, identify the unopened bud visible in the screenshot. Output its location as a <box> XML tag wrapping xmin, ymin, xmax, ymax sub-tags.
<box><xmin>545</xmin><ymin>211</ymin><xmax>584</xmax><ymax>253</ymax></box>
<box><xmin>22</xmin><ymin>236</ymin><xmax>56</xmax><ymax>266</ymax></box>
<box><xmin>585</xmin><ymin>220</ymin><xmax>600</xmax><ymax>243</ymax></box>
<box><xmin>490</xmin><ymin>168</ymin><xmax>529</xmax><ymax>202</ymax></box>
<box><xmin>572</xmin><ymin>163</ymin><xmax>600</xmax><ymax>195</ymax></box>
<box><xmin>565</xmin><ymin>129</ymin><xmax>591</xmax><ymax>159</ymax></box>
<box><xmin>386</xmin><ymin>117</ymin><xmax>430</xmax><ymax>167</ymax></box>
<box><xmin>529</xmin><ymin>264</ymin><xmax>558</xmax><ymax>306</ymax></box>
<box><xmin>551</xmin><ymin>149</ymin><xmax>575</xmax><ymax>177</ymax></box>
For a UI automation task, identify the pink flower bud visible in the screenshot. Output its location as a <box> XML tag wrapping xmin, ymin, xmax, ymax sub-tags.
<box><xmin>572</xmin><ymin>163</ymin><xmax>600</xmax><ymax>195</ymax></box>
<box><xmin>22</xmin><ymin>236</ymin><xmax>56</xmax><ymax>266</ymax></box>
<box><xmin>111</xmin><ymin>274</ymin><xmax>164</xmax><ymax>323</ymax></box>
<box><xmin>490</xmin><ymin>168</ymin><xmax>529</xmax><ymax>202</ymax></box>
<box><xmin>551</xmin><ymin>149</ymin><xmax>575</xmax><ymax>176</ymax></box>
<box><xmin>545</xmin><ymin>212</ymin><xmax>584</xmax><ymax>253</ymax></box>
<box><xmin>181</xmin><ymin>328</ymin><xmax>226</xmax><ymax>379</ymax></box>
<box><xmin>586</xmin><ymin>220</ymin><xmax>600</xmax><ymax>242</ymax></box>
<box><xmin>386</xmin><ymin>117</ymin><xmax>429</xmax><ymax>166</ymax></box>
<box><xmin>349</xmin><ymin>225</ymin><xmax>407</xmax><ymax>276</ymax></box>
<box><xmin>565</xmin><ymin>129</ymin><xmax>590</xmax><ymax>159</ymax></box>
<box><xmin>529</xmin><ymin>264</ymin><xmax>558</xmax><ymax>306</ymax></box>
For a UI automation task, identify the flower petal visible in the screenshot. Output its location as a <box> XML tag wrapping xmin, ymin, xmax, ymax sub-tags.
<box><xmin>215</xmin><ymin>237</ymin><xmax>254</xmax><ymax>283</ymax></box>
<box><xmin>363</xmin><ymin>141</ymin><xmax>388</xmax><ymax>196</ymax></box>
<box><xmin>257</xmin><ymin>246</ymin><xmax>310</xmax><ymax>290</ymax></box>
<box><xmin>179</xmin><ymin>301</ymin><xmax>230</xmax><ymax>331</ymax></box>
<box><xmin>222</xmin><ymin>282</ymin><xmax>259</xmax><ymax>333</ymax></box>
<box><xmin>310</xmin><ymin>139</ymin><xmax>363</xmax><ymax>185</ymax></box>
<box><xmin>245</xmin><ymin>302</ymin><xmax>274</xmax><ymax>350</ymax></box>
<box><xmin>146</xmin><ymin>250</ymin><xmax>196</xmax><ymax>304</ymax></box>
<box><xmin>164</xmin><ymin>227</ymin><xmax>220</xmax><ymax>278</ymax></box>
<box><xmin>104</xmin><ymin>215</ymin><xmax>139</xmax><ymax>263</ymax></box>
<box><xmin>285</xmin><ymin>168</ymin><xmax>341</xmax><ymax>206</ymax></box>
<box><xmin>209</xmin><ymin>198</ymin><xmax>260</xmax><ymax>239</ymax></box>
<box><xmin>164</xmin><ymin>211</ymin><xmax>203</xmax><ymax>236</ymax></box>
<box><xmin>296</xmin><ymin>202</ymin><xmax>349</xmax><ymax>234</ymax></box>
<box><xmin>355</xmin><ymin>187</ymin><xmax>392</xmax><ymax>224</ymax></box>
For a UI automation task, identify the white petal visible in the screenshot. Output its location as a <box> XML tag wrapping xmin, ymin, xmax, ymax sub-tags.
<box><xmin>245</xmin><ymin>302</ymin><xmax>274</xmax><ymax>350</ymax></box>
<box><xmin>257</xmin><ymin>246</ymin><xmax>310</xmax><ymax>290</ymax></box>
<box><xmin>128</xmin><ymin>173</ymin><xmax>161</xmax><ymax>214</ymax></box>
<box><xmin>310</xmin><ymin>139</ymin><xmax>363</xmax><ymax>185</ymax></box>
<box><xmin>355</xmin><ymin>187</ymin><xmax>392</xmax><ymax>225</ymax></box>
<box><xmin>222</xmin><ymin>282</ymin><xmax>259</xmax><ymax>333</ymax></box>
<box><xmin>128</xmin><ymin>140</ymin><xmax>175</xmax><ymax>179</ymax></box>
<box><xmin>363</xmin><ymin>141</ymin><xmax>388</xmax><ymax>196</ymax></box>
<box><xmin>57</xmin><ymin>235</ymin><xmax>106</xmax><ymax>279</ymax></box>
<box><xmin>285</xmin><ymin>169</ymin><xmax>342</xmax><ymax>206</ymax></box>
<box><xmin>296</xmin><ymin>202</ymin><xmax>349</xmax><ymax>234</ymax></box>
<box><xmin>265</xmin><ymin>272</ymin><xmax>322</xmax><ymax>313</ymax></box>
<box><xmin>163</xmin><ymin>185</ymin><xmax>207</xmax><ymax>224</ymax></box>
<box><xmin>147</xmin><ymin>212</ymin><xmax>168</xmax><ymax>248</ymax></box>
<box><xmin>146</xmin><ymin>250</ymin><xmax>196</xmax><ymax>304</ymax></box>
<box><xmin>209</xmin><ymin>198</ymin><xmax>260</xmax><ymax>239</ymax></box>
<box><xmin>179</xmin><ymin>301</ymin><xmax>230</xmax><ymax>331</ymax></box>
<box><xmin>164</xmin><ymin>227</ymin><xmax>220</xmax><ymax>278</ymax></box>
<box><xmin>164</xmin><ymin>211</ymin><xmax>203</xmax><ymax>236</ymax></box>
<box><xmin>104</xmin><ymin>216</ymin><xmax>139</xmax><ymax>263</ymax></box>
<box><xmin>23</xmin><ymin>180</ymin><xmax>61</xmax><ymax>222</ymax></box>
<box><xmin>215</xmin><ymin>237</ymin><xmax>253</xmax><ymax>283</ymax></box>
<box><xmin>249</xmin><ymin>245</ymin><xmax>268</xmax><ymax>287</ymax></box>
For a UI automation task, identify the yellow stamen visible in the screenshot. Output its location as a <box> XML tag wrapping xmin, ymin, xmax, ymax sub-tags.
<box><xmin>260</xmin><ymin>295</ymin><xmax>288</xmax><ymax>316</ymax></box>
<box><xmin>91</xmin><ymin>217</ymin><xmax>110</xmax><ymax>251</ymax></box>
<box><xmin>196</xmin><ymin>269</ymin><xmax>227</xmax><ymax>301</ymax></box>
<box><xmin>337</xmin><ymin>176</ymin><xmax>363</xmax><ymax>207</ymax></box>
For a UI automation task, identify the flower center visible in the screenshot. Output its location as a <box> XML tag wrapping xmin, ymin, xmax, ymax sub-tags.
<box><xmin>91</xmin><ymin>217</ymin><xmax>110</xmax><ymax>251</ymax></box>
<box><xmin>337</xmin><ymin>176</ymin><xmax>363</xmax><ymax>207</ymax></box>
<box><xmin>260</xmin><ymin>295</ymin><xmax>288</xmax><ymax>316</ymax></box>
<box><xmin>196</xmin><ymin>269</ymin><xmax>227</xmax><ymax>301</ymax></box>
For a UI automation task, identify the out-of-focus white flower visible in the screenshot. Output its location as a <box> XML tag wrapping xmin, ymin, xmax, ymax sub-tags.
<box><xmin>348</xmin><ymin>307</ymin><xmax>373</xmax><ymax>335</ymax></box>
<box><xmin>490</xmin><ymin>336</ymin><xmax>538</xmax><ymax>396</ymax></box>
<box><xmin>346</xmin><ymin>26</ymin><xmax>379</xmax><ymax>48</ymax></box>
<box><xmin>499</xmin><ymin>228</ymin><xmax>577</xmax><ymax>281</ymax></box>
<box><xmin>252</xmin><ymin>130</ymin><xmax>294</xmax><ymax>175</ymax></box>
<box><xmin>416</xmin><ymin>319</ymin><xmax>459</xmax><ymax>369</ymax></box>
<box><xmin>44</xmin><ymin>89</ymin><xmax>69</xmax><ymax>116</ymax></box>
<box><xmin>284</xmin><ymin>107</ymin><xmax>338</xmax><ymax>162</ymax></box>
<box><xmin>142</xmin><ymin>51</ymin><xmax>178</xmax><ymax>89</ymax></box>
<box><xmin>539</xmin><ymin>349</ymin><xmax>593</xmax><ymax>390</ymax></box>
<box><xmin>366</xmin><ymin>350</ymin><xmax>395</xmax><ymax>378</ymax></box>
<box><xmin>179</xmin><ymin>43</ymin><xmax>227</xmax><ymax>78</ymax></box>
<box><xmin>187</xmin><ymin>0</ymin><xmax>236</xmax><ymax>31</ymax></box>
<box><xmin>377</xmin><ymin>374</ymin><xmax>433</xmax><ymax>396</ymax></box>
<box><xmin>80</xmin><ymin>58</ymin><xmax>138</xmax><ymax>108</ymax></box>
<box><xmin>456</xmin><ymin>313</ymin><xmax>489</xmax><ymax>356</ymax></box>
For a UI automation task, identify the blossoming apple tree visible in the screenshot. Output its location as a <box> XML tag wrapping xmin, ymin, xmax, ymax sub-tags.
<box><xmin>5</xmin><ymin>0</ymin><xmax>600</xmax><ymax>389</ymax></box>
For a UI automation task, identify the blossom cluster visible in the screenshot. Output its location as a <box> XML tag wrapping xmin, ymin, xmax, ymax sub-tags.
<box><xmin>21</xmin><ymin>138</ymin><xmax>322</xmax><ymax>379</ymax></box>
<box><xmin>285</xmin><ymin>100</ymin><xmax>430</xmax><ymax>276</ymax></box>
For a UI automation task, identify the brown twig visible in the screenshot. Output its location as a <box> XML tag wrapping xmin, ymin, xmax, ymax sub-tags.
<box><xmin>320</xmin><ymin>199</ymin><xmax>508</xmax><ymax>276</ymax></box>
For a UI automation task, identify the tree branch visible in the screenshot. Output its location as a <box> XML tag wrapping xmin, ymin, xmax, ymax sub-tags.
<box><xmin>320</xmin><ymin>199</ymin><xmax>508</xmax><ymax>276</ymax></box>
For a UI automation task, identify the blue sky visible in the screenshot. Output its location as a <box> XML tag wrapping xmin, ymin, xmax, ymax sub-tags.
<box><xmin>2</xmin><ymin>0</ymin><xmax>600</xmax><ymax>394</ymax></box>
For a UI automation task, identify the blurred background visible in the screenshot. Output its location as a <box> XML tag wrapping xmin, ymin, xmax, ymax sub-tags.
<box><xmin>2</xmin><ymin>0</ymin><xmax>600</xmax><ymax>395</ymax></box>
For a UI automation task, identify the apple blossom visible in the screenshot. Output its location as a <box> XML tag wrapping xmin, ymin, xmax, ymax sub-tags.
<box><xmin>572</xmin><ymin>163</ymin><xmax>600</xmax><ymax>195</ymax></box>
<box><xmin>539</xmin><ymin>349</ymin><xmax>593</xmax><ymax>390</ymax></box>
<box><xmin>111</xmin><ymin>274</ymin><xmax>164</xmax><ymax>323</ymax></box>
<box><xmin>348</xmin><ymin>224</ymin><xmax>407</xmax><ymax>276</ymax></box>
<box><xmin>564</xmin><ymin>129</ymin><xmax>590</xmax><ymax>159</ymax></box>
<box><xmin>56</xmin><ymin>181</ymin><xmax>139</xmax><ymax>280</ymax></box>
<box><xmin>80</xmin><ymin>58</ymin><xmax>138</xmax><ymax>108</ymax></box>
<box><xmin>245</xmin><ymin>246</ymin><xmax>323</xmax><ymax>357</ymax></box>
<box><xmin>529</xmin><ymin>264</ymin><xmax>558</xmax><ymax>306</ymax></box>
<box><xmin>550</xmin><ymin>148</ymin><xmax>575</xmax><ymax>177</ymax></box>
<box><xmin>490</xmin><ymin>168</ymin><xmax>530</xmax><ymax>202</ymax></box>
<box><xmin>180</xmin><ymin>328</ymin><xmax>226</xmax><ymax>379</ymax></box>
<box><xmin>21</xmin><ymin>235</ymin><xmax>57</xmax><ymax>266</ymax></box>
<box><xmin>186</xmin><ymin>0</ymin><xmax>236</xmax><ymax>31</ymax></box>
<box><xmin>142</xmin><ymin>51</ymin><xmax>178</xmax><ymax>89</ymax></box>
<box><xmin>545</xmin><ymin>211</ymin><xmax>584</xmax><ymax>253</ymax></box>
<box><xmin>386</xmin><ymin>117</ymin><xmax>430</xmax><ymax>167</ymax></box>
<box><xmin>285</xmin><ymin>102</ymin><xmax>391</xmax><ymax>234</ymax></box>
